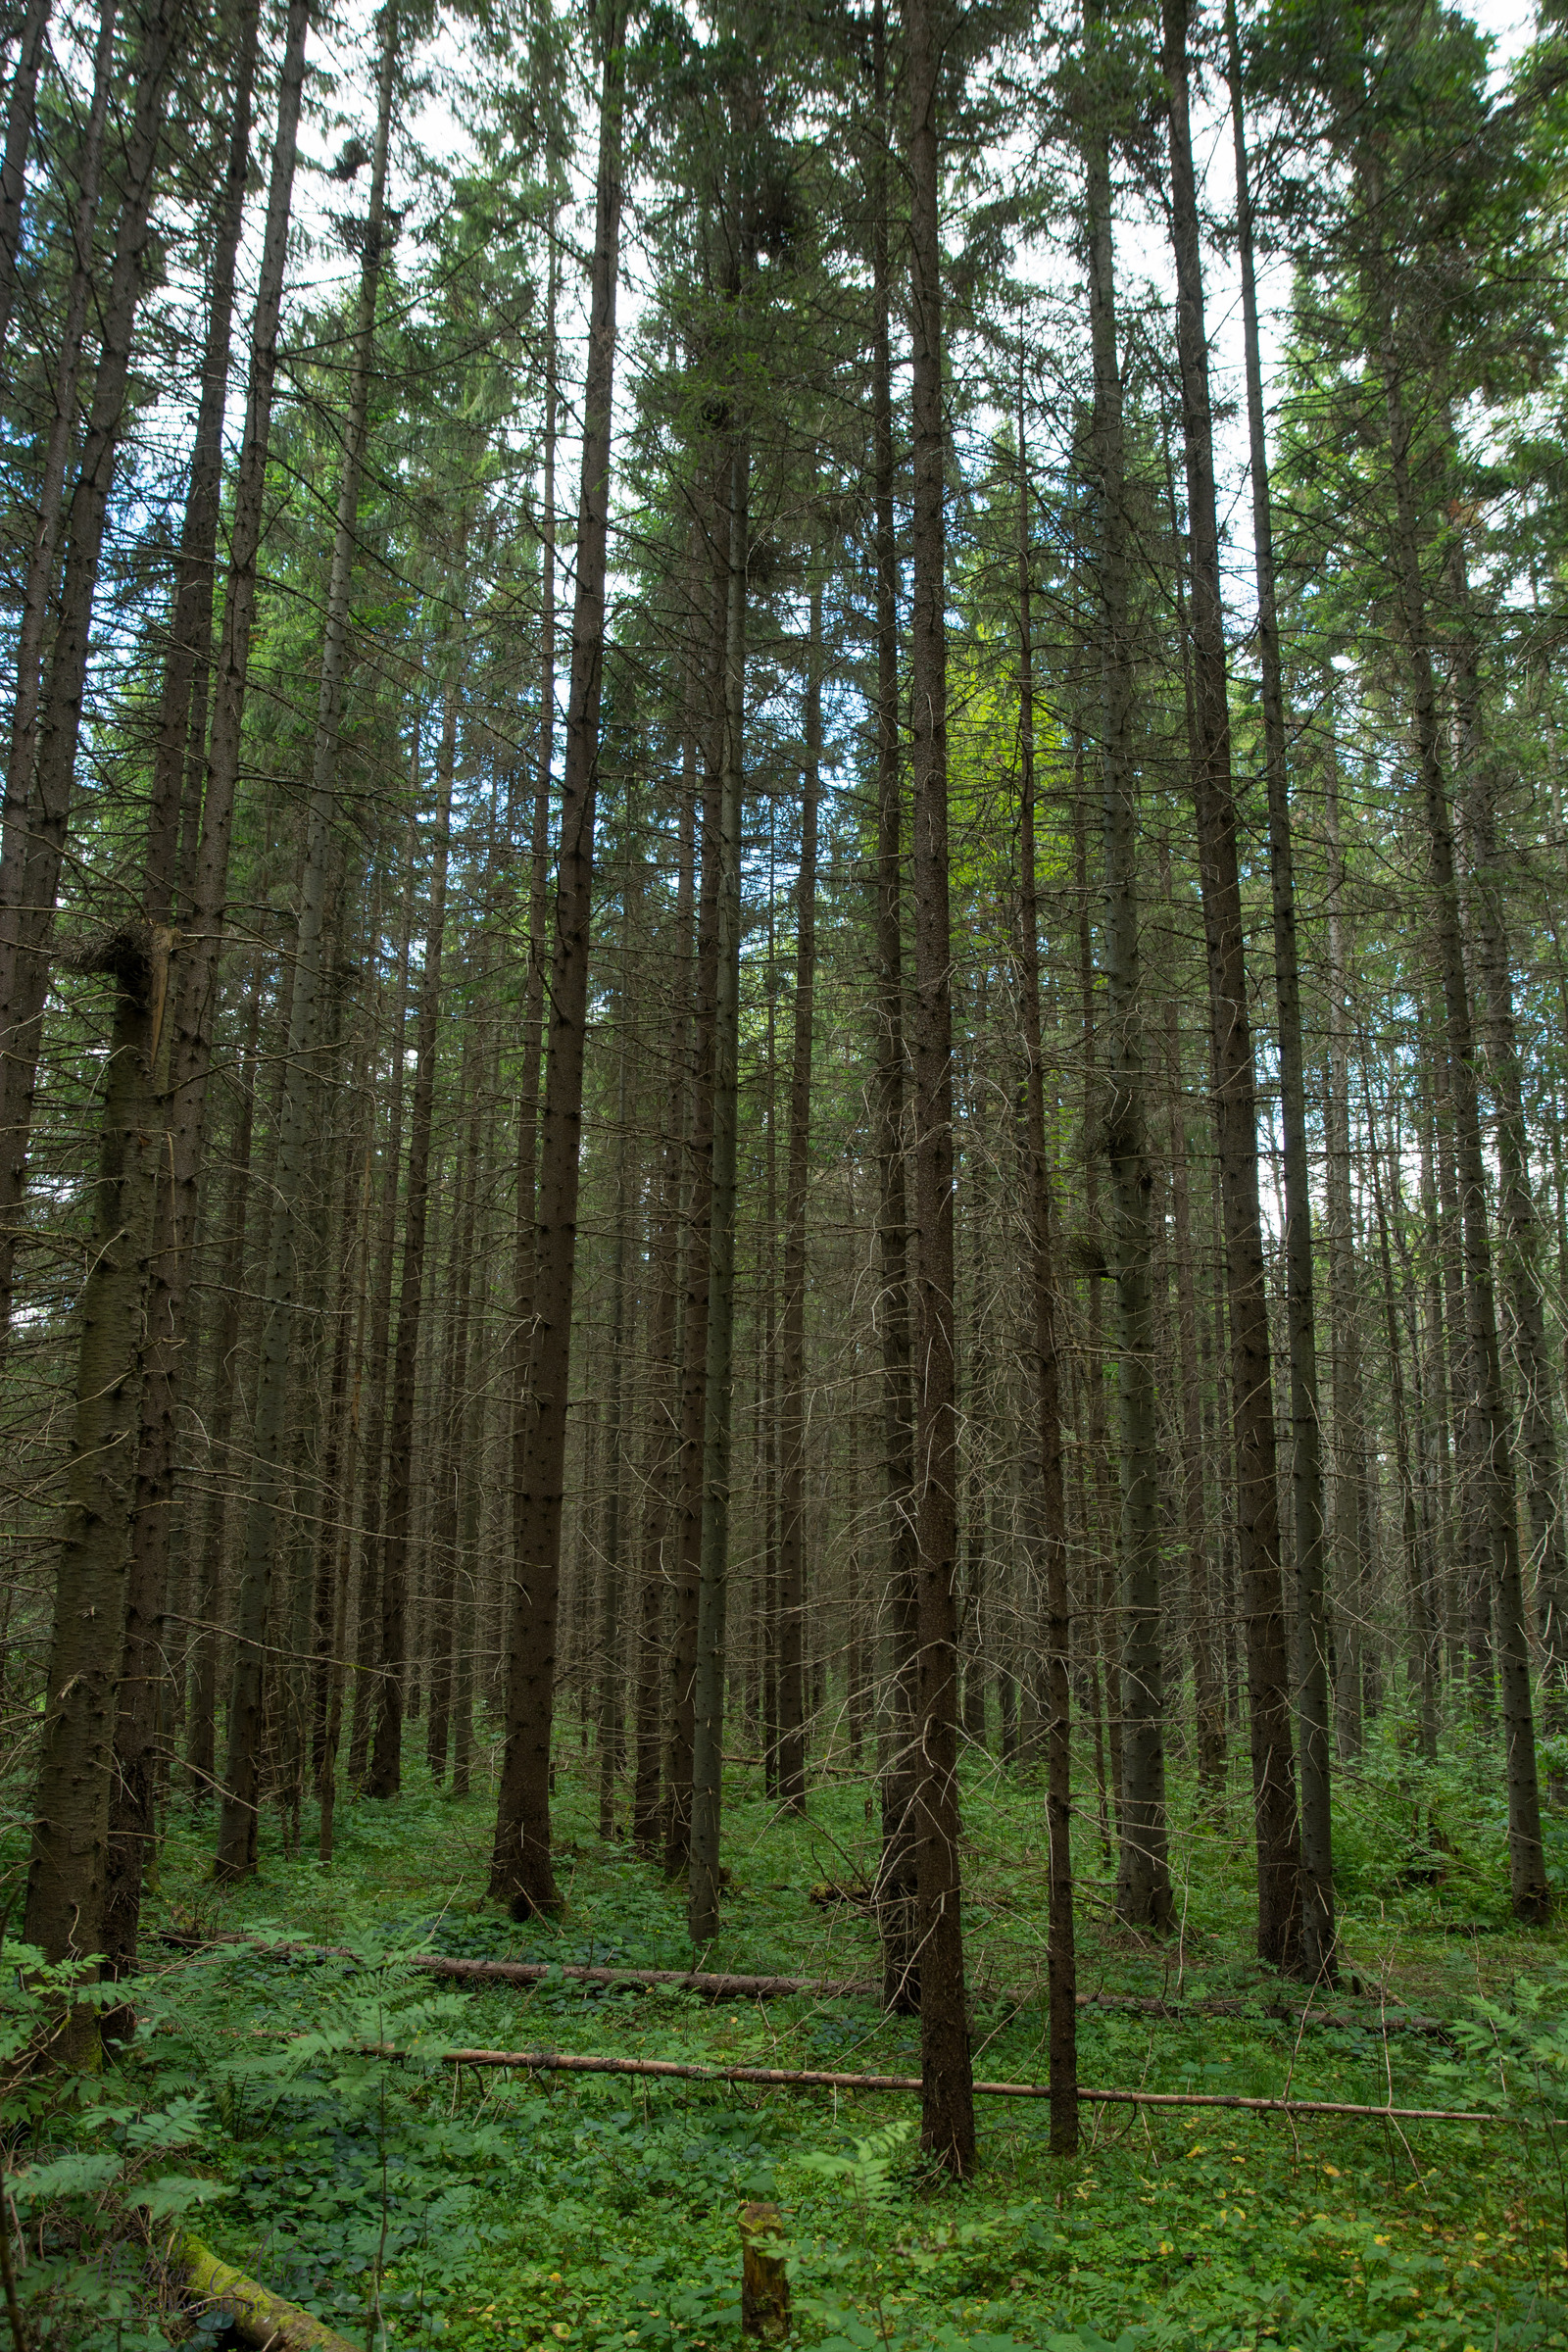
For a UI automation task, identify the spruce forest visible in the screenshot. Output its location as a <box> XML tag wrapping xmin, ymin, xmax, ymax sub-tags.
<box><xmin>6</xmin><ymin>0</ymin><xmax>1568</xmax><ymax>2341</ymax></box>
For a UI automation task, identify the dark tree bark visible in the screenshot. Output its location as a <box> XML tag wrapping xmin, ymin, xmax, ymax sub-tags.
<box><xmin>100</xmin><ymin>0</ymin><xmax>263</xmax><ymax>1978</ymax></box>
<box><xmin>0</xmin><ymin>0</ymin><xmax>52</xmax><ymax>356</ymax></box>
<box><xmin>1363</xmin><ymin>162</ymin><xmax>1546</xmax><ymax>1918</ymax></box>
<box><xmin>1015</xmin><ymin>367</ymin><xmax>1077</xmax><ymax>2157</ymax></box>
<box><xmin>368</xmin><ymin>687</ymin><xmax>456</xmax><ymax>1802</ymax></box>
<box><xmin>689</xmin><ymin>438</ymin><xmax>748</xmax><ymax>1946</ymax></box>
<box><xmin>185</xmin><ymin>965</ymin><xmax>264</xmax><ymax>1798</ymax></box>
<box><xmin>348</xmin><ymin>804</ymin><xmax>418</xmax><ymax>1786</ymax></box>
<box><xmin>1084</xmin><ymin>83</ymin><xmax>1171</xmax><ymax>1936</ymax></box>
<box><xmin>23</xmin><ymin>928</ymin><xmax>172</xmax><ymax>1997</ymax></box>
<box><xmin>633</xmin><ymin>749</ymin><xmax>695</xmax><ymax>1853</ymax></box>
<box><xmin>1225</xmin><ymin>0</ymin><xmax>1334</xmax><ymax>1983</ymax></box>
<box><xmin>0</xmin><ymin>0</ymin><xmax>182</xmax><ymax>1344</ymax></box>
<box><xmin>776</xmin><ymin>584</ymin><xmax>819</xmax><ymax>1816</ymax></box>
<box><xmin>24</xmin><ymin>0</ymin><xmax>307</xmax><ymax>1963</ymax></box>
<box><xmin>597</xmin><ymin>944</ymin><xmax>636</xmax><ymax>1838</ymax></box>
<box><xmin>490</xmin><ymin>5</ymin><xmax>624</xmax><ymax>1915</ymax></box>
<box><xmin>219</xmin><ymin>11</ymin><xmax>400</xmax><ymax>1869</ymax></box>
<box><xmin>905</xmin><ymin>0</ymin><xmax>976</xmax><ymax>2178</ymax></box>
<box><xmin>1161</xmin><ymin>0</ymin><xmax>1301</xmax><ymax>1973</ymax></box>
<box><xmin>868</xmin><ymin>0</ymin><xmax>919</xmax><ymax>2020</ymax></box>
<box><xmin>1451</xmin><ymin>542</ymin><xmax>1568</xmax><ymax>1740</ymax></box>
<box><xmin>666</xmin><ymin>574</ymin><xmax>723</xmax><ymax>1881</ymax></box>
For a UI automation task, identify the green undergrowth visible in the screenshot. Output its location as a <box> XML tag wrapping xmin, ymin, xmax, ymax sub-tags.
<box><xmin>4</xmin><ymin>1719</ymin><xmax>1568</xmax><ymax>2347</ymax></box>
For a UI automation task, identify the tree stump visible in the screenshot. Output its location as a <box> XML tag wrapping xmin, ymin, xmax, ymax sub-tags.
<box><xmin>738</xmin><ymin>2200</ymin><xmax>790</xmax><ymax>2341</ymax></box>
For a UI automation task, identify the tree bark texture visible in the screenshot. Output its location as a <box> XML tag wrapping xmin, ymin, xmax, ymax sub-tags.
<box><xmin>905</xmin><ymin>0</ymin><xmax>977</xmax><ymax>2177</ymax></box>
<box><xmin>490</xmin><ymin>6</ymin><xmax>624</xmax><ymax>1915</ymax></box>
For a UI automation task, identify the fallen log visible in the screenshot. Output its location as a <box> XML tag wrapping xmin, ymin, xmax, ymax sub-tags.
<box><xmin>169</xmin><ymin>2230</ymin><xmax>359</xmax><ymax>2352</ymax></box>
<box><xmin>155</xmin><ymin>1932</ymin><xmax>1448</xmax><ymax>2031</ymax></box>
<box><xmin>438</xmin><ymin>2044</ymin><xmax>1497</xmax><ymax>2126</ymax></box>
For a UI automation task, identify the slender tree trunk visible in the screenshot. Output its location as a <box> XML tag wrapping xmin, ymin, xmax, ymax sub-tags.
<box><xmin>689</xmin><ymin>438</ymin><xmax>748</xmax><ymax>1946</ymax></box>
<box><xmin>1161</xmin><ymin>0</ymin><xmax>1301</xmax><ymax>1972</ymax></box>
<box><xmin>427</xmin><ymin>1049</ymin><xmax>479</xmax><ymax>1787</ymax></box>
<box><xmin>1323</xmin><ymin>739</ymin><xmax>1366</xmax><ymax>1761</ymax></box>
<box><xmin>218</xmin><ymin>16</ymin><xmax>399</xmax><ymax>1870</ymax></box>
<box><xmin>1366</xmin><ymin>198</ymin><xmax>1546</xmax><ymax>1917</ymax></box>
<box><xmin>1083</xmin><ymin>90</ymin><xmax>1170</xmax><ymax>1935</ymax></box>
<box><xmin>0</xmin><ymin>0</ymin><xmax>182</xmax><ymax>1343</ymax></box>
<box><xmin>1361</xmin><ymin>1059</ymin><xmax>1439</xmax><ymax>1762</ymax></box>
<box><xmin>0</xmin><ymin>0</ymin><xmax>52</xmax><ymax>357</ymax></box>
<box><xmin>633</xmin><ymin>753</ymin><xmax>695</xmax><ymax>1853</ymax></box>
<box><xmin>666</xmin><ymin>575</ymin><xmax>722</xmax><ymax>1881</ymax></box>
<box><xmin>905</xmin><ymin>0</ymin><xmax>976</xmax><ymax>2176</ymax></box>
<box><xmin>869</xmin><ymin>0</ymin><xmax>919</xmax><ymax>2018</ymax></box>
<box><xmin>1226</xmin><ymin>0</ymin><xmax>1333</xmax><ymax>1981</ymax></box>
<box><xmin>776</xmin><ymin>585</ymin><xmax>819</xmax><ymax>1815</ymax></box>
<box><xmin>26</xmin><ymin>0</ymin><xmax>306</xmax><ymax>1948</ymax></box>
<box><xmin>598</xmin><ymin>965</ymin><xmax>635</xmax><ymax>1838</ymax></box>
<box><xmin>185</xmin><ymin>967</ymin><xmax>263</xmax><ymax>1796</ymax></box>
<box><xmin>490</xmin><ymin>7</ymin><xmax>624</xmax><ymax>1914</ymax></box>
<box><xmin>368</xmin><ymin>685</ymin><xmax>456</xmax><ymax>1802</ymax></box>
<box><xmin>506</xmin><ymin>222</ymin><xmax>558</xmax><ymax>1797</ymax></box>
<box><xmin>0</xmin><ymin>0</ymin><xmax>115</xmax><ymax>944</ymax></box>
<box><xmin>1451</xmin><ymin>543</ymin><xmax>1567</xmax><ymax>1741</ymax></box>
<box><xmin>100</xmin><ymin>0</ymin><xmax>265</xmax><ymax>1974</ymax></box>
<box><xmin>1015</xmin><ymin>373</ymin><xmax>1077</xmax><ymax>2156</ymax></box>
<box><xmin>349</xmin><ymin>805</ymin><xmax>417</xmax><ymax>1784</ymax></box>
<box><xmin>23</xmin><ymin>928</ymin><xmax>172</xmax><ymax>1996</ymax></box>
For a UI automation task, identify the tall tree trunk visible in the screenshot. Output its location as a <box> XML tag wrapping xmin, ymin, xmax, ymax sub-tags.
<box><xmin>506</xmin><ymin>222</ymin><xmax>558</xmax><ymax>1803</ymax></box>
<box><xmin>633</xmin><ymin>750</ymin><xmax>695</xmax><ymax>1853</ymax></box>
<box><xmin>666</xmin><ymin>572</ymin><xmax>723</xmax><ymax>1881</ymax></box>
<box><xmin>905</xmin><ymin>0</ymin><xmax>976</xmax><ymax>2177</ymax></box>
<box><xmin>1161</xmin><ymin>0</ymin><xmax>1301</xmax><ymax>1972</ymax></box>
<box><xmin>1015</xmin><ymin>367</ymin><xmax>1077</xmax><ymax>2156</ymax></box>
<box><xmin>22</xmin><ymin>927</ymin><xmax>172</xmax><ymax>1998</ymax></box>
<box><xmin>1361</xmin><ymin>1058</ymin><xmax>1439</xmax><ymax>1763</ymax></box>
<box><xmin>185</xmin><ymin>965</ymin><xmax>264</xmax><ymax>1796</ymax></box>
<box><xmin>598</xmin><ymin>956</ymin><xmax>635</xmax><ymax>1838</ymax></box>
<box><xmin>0</xmin><ymin>0</ymin><xmax>52</xmax><ymax>356</ymax></box>
<box><xmin>1226</xmin><ymin>0</ymin><xmax>1333</xmax><ymax>1982</ymax></box>
<box><xmin>1451</xmin><ymin>541</ymin><xmax>1568</xmax><ymax>1742</ymax></box>
<box><xmin>368</xmin><ymin>684</ymin><xmax>456</xmax><ymax>1801</ymax></box>
<box><xmin>427</xmin><ymin>1040</ymin><xmax>479</xmax><ymax>1787</ymax></box>
<box><xmin>1084</xmin><ymin>79</ymin><xmax>1170</xmax><ymax>1935</ymax></box>
<box><xmin>689</xmin><ymin>438</ymin><xmax>748</xmax><ymax>1946</ymax></box>
<box><xmin>490</xmin><ymin>5</ymin><xmax>624</xmax><ymax>1914</ymax></box>
<box><xmin>0</xmin><ymin>0</ymin><xmax>181</xmax><ymax>1343</ymax></box>
<box><xmin>348</xmin><ymin>803</ymin><xmax>417</xmax><ymax>1785</ymax></box>
<box><xmin>100</xmin><ymin>0</ymin><xmax>264</xmax><ymax>1976</ymax></box>
<box><xmin>218</xmin><ymin>13</ymin><xmax>399</xmax><ymax>1870</ymax></box>
<box><xmin>776</xmin><ymin>584</ymin><xmax>818</xmax><ymax>1816</ymax></box>
<box><xmin>1323</xmin><ymin>735</ymin><xmax>1366</xmax><ymax>1762</ymax></box>
<box><xmin>24</xmin><ymin>0</ymin><xmax>307</xmax><ymax>1964</ymax></box>
<box><xmin>869</xmin><ymin>0</ymin><xmax>919</xmax><ymax>2019</ymax></box>
<box><xmin>1365</xmin><ymin>184</ymin><xmax>1546</xmax><ymax>1917</ymax></box>
<box><xmin>0</xmin><ymin>0</ymin><xmax>115</xmax><ymax>937</ymax></box>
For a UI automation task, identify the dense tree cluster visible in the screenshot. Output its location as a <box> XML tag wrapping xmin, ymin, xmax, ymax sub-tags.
<box><xmin>5</xmin><ymin>0</ymin><xmax>1568</xmax><ymax>2177</ymax></box>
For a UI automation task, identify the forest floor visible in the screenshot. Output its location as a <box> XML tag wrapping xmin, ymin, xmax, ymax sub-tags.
<box><xmin>6</xmin><ymin>1723</ymin><xmax>1568</xmax><ymax>2351</ymax></box>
